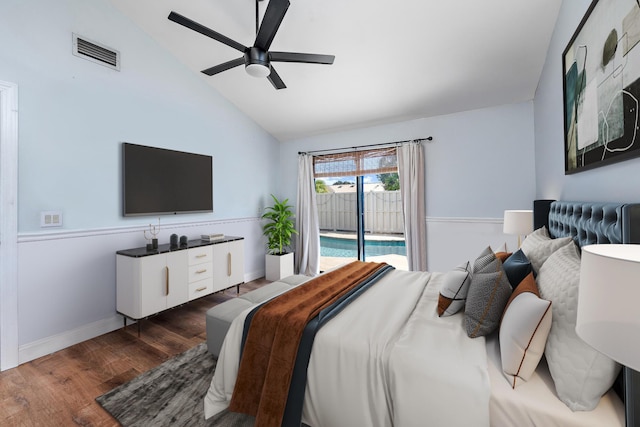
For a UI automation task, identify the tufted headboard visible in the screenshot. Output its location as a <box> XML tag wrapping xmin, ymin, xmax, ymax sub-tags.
<box><xmin>533</xmin><ymin>200</ymin><xmax>640</xmax><ymax>247</ymax></box>
<box><xmin>532</xmin><ymin>200</ymin><xmax>640</xmax><ymax>427</ymax></box>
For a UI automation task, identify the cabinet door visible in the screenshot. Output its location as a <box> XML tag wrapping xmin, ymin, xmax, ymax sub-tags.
<box><xmin>165</xmin><ymin>251</ymin><xmax>189</xmax><ymax>309</ymax></box>
<box><xmin>139</xmin><ymin>254</ymin><xmax>171</xmax><ymax>318</ymax></box>
<box><xmin>212</xmin><ymin>242</ymin><xmax>229</xmax><ymax>293</ymax></box>
<box><xmin>228</xmin><ymin>240</ymin><xmax>244</xmax><ymax>286</ymax></box>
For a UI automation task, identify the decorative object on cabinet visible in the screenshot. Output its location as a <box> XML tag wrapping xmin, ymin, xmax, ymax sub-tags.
<box><xmin>201</xmin><ymin>233</ymin><xmax>225</xmax><ymax>242</ymax></box>
<box><xmin>503</xmin><ymin>209</ymin><xmax>533</xmax><ymax>247</ymax></box>
<box><xmin>262</xmin><ymin>194</ymin><xmax>297</xmax><ymax>281</ymax></box>
<box><xmin>562</xmin><ymin>0</ymin><xmax>640</xmax><ymax>174</ymax></box>
<box><xmin>144</xmin><ymin>218</ymin><xmax>161</xmax><ymax>250</ymax></box>
<box><xmin>116</xmin><ymin>236</ymin><xmax>244</xmax><ymax>335</ymax></box>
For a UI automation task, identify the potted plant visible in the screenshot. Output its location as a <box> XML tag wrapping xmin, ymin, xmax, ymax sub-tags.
<box><xmin>262</xmin><ymin>194</ymin><xmax>298</xmax><ymax>281</ymax></box>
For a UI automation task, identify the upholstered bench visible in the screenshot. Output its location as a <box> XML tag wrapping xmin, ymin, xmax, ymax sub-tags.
<box><xmin>206</xmin><ymin>274</ymin><xmax>311</xmax><ymax>357</ymax></box>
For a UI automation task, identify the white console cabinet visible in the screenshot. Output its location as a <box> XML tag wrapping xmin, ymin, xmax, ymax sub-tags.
<box><xmin>116</xmin><ymin>236</ymin><xmax>244</xmax><ymax>321</ymax></box>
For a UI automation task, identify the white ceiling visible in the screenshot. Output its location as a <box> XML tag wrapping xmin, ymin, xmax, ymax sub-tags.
<box><xmin>109</xmin><ymin>0</ymin><xmax>562</xmax><ymax>142</ymax></box>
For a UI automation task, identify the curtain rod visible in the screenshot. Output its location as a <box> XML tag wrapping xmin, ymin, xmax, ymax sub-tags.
<box><xmin>298</xmin><ymin>136</ymin><xmax>433</xmax><ymax>155</ymax></box>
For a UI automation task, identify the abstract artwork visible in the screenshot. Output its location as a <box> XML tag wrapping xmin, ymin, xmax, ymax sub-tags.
<box><xmin>563</xmin><ymin>0</ymin><xmax>640</xmax><ymax>174</ymax></box>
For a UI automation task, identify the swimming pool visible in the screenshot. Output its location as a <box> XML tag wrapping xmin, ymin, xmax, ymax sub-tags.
<box><xmin>320</xmin><ymin>236</ymin><xmax>406</xmax><ymax>258</ymax></box>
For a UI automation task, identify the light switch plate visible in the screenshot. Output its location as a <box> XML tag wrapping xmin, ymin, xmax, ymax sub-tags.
<box><xmin>41</xmin><ymin>211</ymin><xmax>63</xmax><ymax>228</ymax></box>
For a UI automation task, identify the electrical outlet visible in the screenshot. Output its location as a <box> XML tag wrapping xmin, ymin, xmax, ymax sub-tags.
<box><xmin>41</xmin><ymin>211</ymin><xmax>63</xmax><ymax>228</ymax></box>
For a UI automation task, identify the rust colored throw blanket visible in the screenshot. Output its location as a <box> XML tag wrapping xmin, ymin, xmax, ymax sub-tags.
<box><xmin>229</xmin><ymin>261</ymin><xmax>390</xmax><ymax>427</ymax></box>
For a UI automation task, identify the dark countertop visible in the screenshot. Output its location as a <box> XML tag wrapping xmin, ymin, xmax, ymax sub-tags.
<box><xmin>116</xmin><ymin>235</ymin><xmax>243</xmax><ymax>258</ymax></box>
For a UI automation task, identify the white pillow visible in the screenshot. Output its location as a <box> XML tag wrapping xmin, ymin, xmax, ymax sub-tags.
<box><xmin>437</xmin><ymin>261</ymin><xmax>472</xmax><ymax>316</ymax></box>
<box><xmin>500</xmin><ymin>272</ymin><xmax>552</xmax><ymax>388</ymax></box>
<box><xmin>537</xmin><ymin>242</ymin><xmax>620</xmax><ymax>411</ymax></box>
<box><xmin>520</xmin><ymin>227</ymin><xmax>572</xmax><ymax>273</ymax></box>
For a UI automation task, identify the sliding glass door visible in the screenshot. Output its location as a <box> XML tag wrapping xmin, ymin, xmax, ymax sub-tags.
<box><xmin>314</xmin><ymin>148</ymin><xmax>407</xmax><ymax>271</ymax></box>
<box><xmin>315</xmin><ymin>175</ymin><xmax>358</xmax><ymax>271</ymax></box>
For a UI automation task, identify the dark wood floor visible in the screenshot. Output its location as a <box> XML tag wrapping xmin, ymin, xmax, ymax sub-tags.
<box><xmin>0</xmin><ymin>278</ymin><xmax>270</xmax><ymax>427</ymax></box>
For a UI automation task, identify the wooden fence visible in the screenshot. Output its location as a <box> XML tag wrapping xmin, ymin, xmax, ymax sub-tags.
<box><xmin>316</xmin><ymin>191</ymin><xmax>404</xmax><ymax>234</ymax></box>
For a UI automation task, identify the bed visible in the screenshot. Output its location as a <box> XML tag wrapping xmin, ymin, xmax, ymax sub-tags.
<box><xmin>204</xmin><ymin>200</ymin><xmax>640</xmax><ymax>427</ymax></box>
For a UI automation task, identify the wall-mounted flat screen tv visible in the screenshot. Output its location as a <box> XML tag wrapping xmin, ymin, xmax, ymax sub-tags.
<box><xmin>122</xmin><ymin>142</ymin><xmax>213</xmax><ymax>216</ymax></box>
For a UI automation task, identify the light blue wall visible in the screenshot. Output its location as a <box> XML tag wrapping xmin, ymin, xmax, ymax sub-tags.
<box><xmin>279</xmin><ymin>101</ymin><xmax>537</xmax><ymax>218</ymax></box>
<box><xmin>0</xmin><ymin>0</ymin><xmax>279</xmax><ymax>233</ymax></box>
<box><xmin>534</xmin><ymin>0</ymin><xmax>640</xmax><ymax>202</ymax></box>
<box><xmin>0</xmin><ymin>0</ymin><xmax>279</xmax><ymax>361</ymax></box>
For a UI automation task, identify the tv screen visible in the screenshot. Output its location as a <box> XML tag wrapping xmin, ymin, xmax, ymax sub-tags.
<box><xmin>122</xmin><ymin>143</ymin><xmax>213</xmax><ymax>216</ymax></box>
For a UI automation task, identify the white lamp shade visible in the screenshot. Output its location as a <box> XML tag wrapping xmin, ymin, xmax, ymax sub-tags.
<box><xmin>503</xmin><ymin>210</ymin><xmax>533</xmax><ymax>235</ymax></box>
<box><xmin>577</xmin><ymin>244</ymin><xmax>640</xmax><ymax>371</ymax></box>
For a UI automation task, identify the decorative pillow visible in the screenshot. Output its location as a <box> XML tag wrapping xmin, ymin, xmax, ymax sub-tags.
<box><xmin>500</xmin><ymin>272</ymin><xmax>552</xmax><ymax>388</ymax></box>
<box><xmin>464</xmin><ymin>247</ymin><xmax>512</xmax><ymax>338</ymax></box>
<box><xmin>537</xmin><ymin>242</ymin><xmax>620</xmax><ymax>411</ymax></box>
<box><xmin>502</xmin><ymin>249</ymin><xmax>532</xmax><ymax>289</ymax></box>
<box><xmin>437</xmin><ymin>262</ymin><xmax>472</xmax><ymax>316</ymax></box>
<box><xmin>494</xmin><ymin>251</ymin><xmax>512</xmax><ymax>263</ymax></box>
<box><xmin>520</xmin><ymin>227</ymin><xmax>573</xmax><ymax>274</ymax></box>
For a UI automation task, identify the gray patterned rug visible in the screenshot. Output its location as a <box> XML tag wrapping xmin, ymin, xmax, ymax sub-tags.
<box><xmin>96</xmin><ymin>343</ymin><xmax>256</xmax><ymax>426</ymax></box>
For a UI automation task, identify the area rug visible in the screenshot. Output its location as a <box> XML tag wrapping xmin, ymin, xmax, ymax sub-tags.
<box><xmin>96</xmin><ymin>343</ymin><xmax>255</xmax><ymax>426</ymax></box>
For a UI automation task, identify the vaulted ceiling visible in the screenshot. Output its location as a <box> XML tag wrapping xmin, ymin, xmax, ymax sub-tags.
<box><xmin>109</xmin><ymin>0</ymin><xmax>562</xmax><ymax>141</ymax></box>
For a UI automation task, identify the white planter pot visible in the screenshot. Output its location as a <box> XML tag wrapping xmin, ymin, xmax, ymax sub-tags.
<box><xmin>265</xmin><ymin>252</ymin><xmax>294</xmax><ymax>281</ymax></box>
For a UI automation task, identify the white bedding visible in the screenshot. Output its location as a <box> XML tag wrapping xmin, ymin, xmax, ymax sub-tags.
<box><xmin>204</xmin><ymin>269</ymin><xmax>491</xmax><ymax>426</ymax></box>
<box><xmin>486</xmin><ymin>334</ymin><xmax>624</xmax><ymax>427</ymax></box>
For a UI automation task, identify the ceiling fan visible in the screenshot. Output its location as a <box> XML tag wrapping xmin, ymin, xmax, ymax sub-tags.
<box><xmin>168</xmin><ymin>0</ymin><xmax>335</xmax><ymax>90</ymax></box>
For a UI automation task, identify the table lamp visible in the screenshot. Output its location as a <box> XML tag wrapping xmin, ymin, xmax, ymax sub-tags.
<box><xmin>578</xmin><ymin>244</ymin><xmax>640</xmax><ymax>427</ymax></box>
<box><xmin>503</xmin><ymin>210</ymin><xmax>533</xmax><ymax>247</ymax></box>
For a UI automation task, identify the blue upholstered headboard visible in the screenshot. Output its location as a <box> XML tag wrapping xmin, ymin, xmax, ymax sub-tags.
<box><xmin>532</xmin><ymin>200</ymin><xmax>640</xmax><ymax>427</ymax></box>
<box><xmin>533</xmin><ymin>200</ymin><xmax>640</xmax><ymax>247</ymax></box>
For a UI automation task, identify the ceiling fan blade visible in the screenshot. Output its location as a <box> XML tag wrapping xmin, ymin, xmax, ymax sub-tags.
<box><xmin>168</xmin><ymin>11</ymin><xmax>246</xmax><ymax>53</ymax></box>
<box><xmin>270</xmin><ymin>51</ymin><xmax>335</xmax><ymax>65</ymax></box>
<box><xmin>267</xmin><ymin>66</ymin><xmax>287</xmax><ymax>90</ymax></box>
<box><xmin>201</xmin><ymin>57</ymin><xmax>245</xmax><ymax>76</ymax></box>
<box><xmin>254</xmin><ymin>0</ymin><xmax>290</xmax><ymax>51</ymax></box>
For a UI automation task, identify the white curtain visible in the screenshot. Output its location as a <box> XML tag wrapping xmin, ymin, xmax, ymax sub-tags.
<box><xmin>398</xmin><ymin>142</ymin><xmax>427</xmax><ymax>271</ymax></box>
<box><xmin>295</xmin><ymin>154</ymin><xmax>320</xmax><ymax>276</ymax></box>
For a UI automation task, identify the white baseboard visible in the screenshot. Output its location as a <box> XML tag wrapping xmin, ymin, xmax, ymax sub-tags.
<box><xmin>18</xmin><ymin>314</ymin><xmax>124</xmax><ymax>365</ymax></box>
<box><xmin>17</xmin><ymin>272</ymin><xmax>266</xmax><ymax>366</ymax></box>
<box><xmin>245</xmin><ymin>269</ymin><xmax>264</xmax><ymax>283</ymax></box>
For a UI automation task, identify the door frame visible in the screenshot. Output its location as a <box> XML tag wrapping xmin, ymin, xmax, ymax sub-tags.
<box><xmin>0</xmin><ymin>80</ymin><xmax>19</xmax><ymax>370</ymax></box>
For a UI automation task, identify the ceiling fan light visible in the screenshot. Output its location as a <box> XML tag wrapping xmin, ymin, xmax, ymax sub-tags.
<box><xmin>245</xmin><ymin>63</ymin><xmax>270</xmax><ymax>78</ymax></box>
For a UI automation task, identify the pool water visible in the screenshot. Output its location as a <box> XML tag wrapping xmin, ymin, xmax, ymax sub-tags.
<box><xmin>320</xmin><ymin>236</ymin><xmax>406</xmax><ymax>258</ymax></box>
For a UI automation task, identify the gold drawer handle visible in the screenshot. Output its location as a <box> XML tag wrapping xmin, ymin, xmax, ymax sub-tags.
<box><xmin>165</xmin><ymin>266</ymin><xmax>169</xmax><ymax>295</ymax></box>
<box><xmin>195</xmin><ymin>286</ymin><xmax>207</xmax><ymax>292</ymax></box>
<box><xmin>196</xmin><ymin>269</ymin><xmax>207</xmax><ymax>274</ymax></box>
<box><xmin>195</xmin><ymin>254</ymin><xmax>207</xmax><ymax>259</ymax></box>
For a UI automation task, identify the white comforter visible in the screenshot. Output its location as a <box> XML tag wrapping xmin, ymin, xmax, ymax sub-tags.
<box><xmin>204</xmin><ymin>269</ymin><xmax>491</xmax><ymax>426</ymax></box>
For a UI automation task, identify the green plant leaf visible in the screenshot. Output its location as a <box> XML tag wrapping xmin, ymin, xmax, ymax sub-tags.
<box><xmin>261</xmin><ymin>194</ymin><xmax>298</xmax><ymax>254</ymax></box>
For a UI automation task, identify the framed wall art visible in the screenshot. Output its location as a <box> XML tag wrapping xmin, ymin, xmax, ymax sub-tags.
<box><xmin>563</xmin><ymin>0</ymin><xmax>640</xmax><ymax>174</ymax></box>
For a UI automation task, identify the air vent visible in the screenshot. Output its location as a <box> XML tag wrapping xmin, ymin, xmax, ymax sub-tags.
<box><xmin>72</xmin><ymin>34</ymin><xmax>120</xmax><ymax>71</ymax></box>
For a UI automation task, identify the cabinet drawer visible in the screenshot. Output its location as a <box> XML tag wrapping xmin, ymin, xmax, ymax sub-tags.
<box><xmin>188</xmin><ymin>247</ymin><xmax>213</xmax><ymax>265</ymax></box>
<box><xmin>188</xmin><ymin>263</ymin><xmax>213</xmax><ymax>282</ymax></box>
<box><xmin>189</xmin><ymin>278</ymin><xmax>213</xmax><ymax>300</ymax></box>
